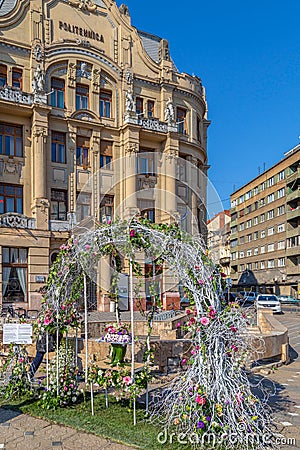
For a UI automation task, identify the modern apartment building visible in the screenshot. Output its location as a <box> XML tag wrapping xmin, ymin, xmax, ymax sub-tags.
<box><xmin>207</xmin><ymin>210</ymin><xmax>231</xmax><ymax>277</ymax></box>
<box><xmin>0</xmin><ymin>0</ymin><xmax>209</xmax><ymax>312</ymax></box>
<box><xmin>230</xmin><ymin>146</ymin><xmax>300</xmax><ymax>297</ymax></box>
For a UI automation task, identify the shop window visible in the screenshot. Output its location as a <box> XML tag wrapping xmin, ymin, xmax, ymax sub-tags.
<box><xmin>100</xmin><ymin>140</ymin><xmax>112</xmax><ymax>169</ymax></box>
<box><xmin>51</xmin><ymin>131</ymin><xmax>66</xmax><ymax>163</ymax></box>
<box><xmin>50</xmin><ymin>189</ymin><xmax>67</xmax><ymax>220</ymax></box>
<box><xmin>76</xmin><ymin>136</ymin><xmax>90</xmax><ymax>168</ymax></box>
<box><xmin>0</xmin><ymin>183</ymin><xmax>23</xmax><ymax>214</ymax></box>
<box><xmin>12</xmin><ymin>69</ymin><xmax>22</xmax><ymax>89</ymax></box>
<box><xmin>100</xmin><ymin>90</ymin><xmax>112</xmax><ymax>118</ymax></box>
<box><xmin>76</xmin><ymin>83</ymin><xmax>89</xmax><ymax>110</ymax></box>
<box><xmin>0</xmin><ymin>64</ymin><xmax>7</xmax><ymax>87</ymax></box>
<box><xmin>0</xmin><ymin>122</ymin><xmax>23</xmax><ymax>157</ymax></box>
<box><xmin>50</xmin><ymin>78</ymin><xmax>65</xmax><ymax>108</ymax></box>
<box><xmin>2</xmin><ymin>247</ymin><xmax>27</xmax><ymax>303</ymax></box>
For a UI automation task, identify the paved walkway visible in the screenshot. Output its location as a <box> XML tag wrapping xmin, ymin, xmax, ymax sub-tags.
<box><xmin>0</xmin><ymin>408</ymin><xmax>135</xmax><ymax>450</ymax></box>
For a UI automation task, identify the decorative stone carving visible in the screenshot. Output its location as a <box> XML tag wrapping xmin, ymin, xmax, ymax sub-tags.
<box><xmin>125</xmin><ymin>69</ymin><xmax>133</xmax><ymax>85</ymax></box>
<box><xmin>2</xmin><ymin>160</ymin><xmax>23</xmax><ymax>176</ymax></box>
<box><xmin>32</xmin><ymin>126</ymin><xmax>47</xmax><ymax>142</ymax></box>
<box><xmin>68</xmin><ymin>62</ymin><xmax>77</xmax><ymax>87</ymax></box>
<box><xmin>68</xmin><ymin>0</ymin><xmax>97</xmax><ymax>13</ymax></box>
<box><xmin>137</xmin><ymin>174</ymin><xmax>157</xmax><ymax>190</ymax></box>
<box><xmin>164</xmin><ymin>97</ymin><xmax>175</xmax><ymax>124</ymax></box>
<box><xmin>125</xmin><ymin>88</ymin><xmax>134</xmax><ymax>113</ymax></box>
<box><xmin>0</xmin><ymin>213</ymin><xmax>36</xmax><ymax>229</ymax></box>
<box><xmin>33</xmin><ymin>44</ymin><xmax>43</xmax><ymax>62</ymax></box>
<box><xmin>92</xmin><ymin>68</ymin><xmax>101</xmax><ymax>93</ymax></box>
<box><xmin>77</xmin><ymin>62</ymin><xmax>92</xmax><ymax>80</ymax></box>
<box><xmin>32</xmin><ymin>64</ymin><xmax>45</xmax><ymax>94</ymax></box>
<box><xmin>119</xmin><ymin>3</ymin><xmax>129</xmax><ymax>16</ymax></box>
<box><xmin>76</xmin><ymin>38</ymin><xmax>91</xmax><ymax>47</ymax></box>
<box><xmin>125</xmin><ymin>143</ymin><xmax>138</xmax><ymax>154</ymax></box>
<box><xmin>0</xmin><ymin>86</ymin><xmax>33</xmax><ymax>105</ymax></box>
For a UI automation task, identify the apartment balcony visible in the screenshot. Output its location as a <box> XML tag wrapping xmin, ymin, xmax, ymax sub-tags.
<box><xmin>286</xmin><ymin>227</ymin><xmax>300</xmax><ymax>238</ymax></box>
<box><xmin>286</xmin><ymin>188</ymin><xmax>300</xmax><ymax>203</ymax></box>
<box><xmin>286</xmin><ymin>168</ymin><xmax>300</xmax><ymax>185</ymax></box>
<box><xmin>286</xmin><ymin>208</ymin><xmax>300</xmax><ymax>221</ymax></box>
<box><xmin>220</xmin><ymin>256</ymin><xmax>231</xmax><ymax>266</ymax></box>
<box><xmin>286</xmin><ymin>246</ymin><xmax>300</xmax><ymax>258</ymax></box>
<box><xmin>0</xmin><ymin>213</ymin><xmax>36</xmax><ymax>229</ymax></box>
<box><xmin>231</xmin><ymin>218</ymin><xmax>238</xmax><ymax>227</ymax></box>
<box><xmin>286</xmin><ymin>265</ymin><xmax>300</xmax><ymax>276</ymax></box>
<box><xmin>49</xmin><ymin>220</ymin><xmax>70</xmax><ymax>232</ymax></box>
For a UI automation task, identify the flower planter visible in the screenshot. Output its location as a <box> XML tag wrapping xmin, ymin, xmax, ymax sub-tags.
<box><xmin>110</xmin><ymin>343</ymin><xmax>127</xmax><ymax>365</ymax></box>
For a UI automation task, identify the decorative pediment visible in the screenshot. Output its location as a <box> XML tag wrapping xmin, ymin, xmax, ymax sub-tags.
<box><xmin>71</xmin><ymin>110</ymin><xmax>99</xmax><ymax>122</ymax></box>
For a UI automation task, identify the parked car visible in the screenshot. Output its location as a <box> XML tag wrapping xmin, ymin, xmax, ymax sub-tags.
<box><xmin>277</xmin><ymin>295</ymin><xmax>299</xmax><ymax>305</ymax></box>
<box><xmin>256</xmin><ymin>294</ymin><xmax>282</xmax><ymax>314</ymax></box>
<box><xmin>243</xmin><ymin>292</ymin><xmax>258</xmax><ymax>303</ymax></box>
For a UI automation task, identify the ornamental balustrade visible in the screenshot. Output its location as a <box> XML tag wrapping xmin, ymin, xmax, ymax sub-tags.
<box><xmin>0</xmin><ymin>213</ymin><xmax>36</xmax><ymax>229</ymax></box>
<box><xmin>0</xmin><ymin>87</ymin><xmax>33</xmax><ymax>105</ymax></box>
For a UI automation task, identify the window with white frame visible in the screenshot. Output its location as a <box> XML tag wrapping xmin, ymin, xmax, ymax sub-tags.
<box><xmin>277</xmin><ymin>223</ymin><xmax>285</xmax><ymax>233</ymax></box>
<box><xmin>253</xmin><ymin>231</ymin><xmax>258</xmax><ymax>240</ymax></box>
<box><xmin>246</xmin><ymin>263</ymin><xmax>252</xmax><ymax>270</ymax></box>
<box><xmin>261</xmin><ymin>230</ymin><xmax>265</xmax><ymax>238</ymax></box>
<box><xmin>268</xmin><ymin>227</ymin><xmax>274</xmax><ymax>236</ymax></box>
<box><xmin>277</xmin><ymin>187</ymin><xmax>285</xmax><ymax>198</ymax></box>
<box><xmin>260</xmin><ymin>213</ymin><xmax>265</xmax><ymax>223</ymax></box>
<box><xmin>268</xmin><ymin>243</ymin><xmax>274</xmax><ymax>252</ymax></box>
<box><xmin>254</xmin><ymin>261</ymin><xmax>258</xmax><ymax>269</ymax></box>
<box><xmin>267</xmin><ymin>177</ymin><xmax>274</xmax><ymax>187</ymax></box>
<box><xmin>261</xmin><ymin>245</ymin><xmax>265</xmax><ymax>254</ymax></box>
<box><xmin>253</xmin><ymin>187</ymin><xmax>258</xmax><ymax>195</ymax></box>
<box><xmin>277</xmin><ymin>205</ymin><xmax>285</xmax><ymax>215</ymax></box>
<box><xmin>268</xmin><ymin>259</ymin><xmax>275</xmax><ymax>268</ymax></box>
<box><xmin>277</xmin><ymin>241</ymin><xmax>285</xmax><ymax>250</ymax></box>
<box><xmin>260</xmin><ymin>261</ymin><xmax>265</xmax><ymax>269</ymax></box>
<box><xmin>246</xmin><ymin>219</ymin><xmax>252</xmax><ymax>228</ymax></box>
<box><xmin>267</xmin><ymin>193</ymin><xmax>274</xmax><ymax>203</ymax></box>
<box><xmin>278</xmin><ymin>257</ymin><xmax>285</xmax><ymax>267</ymax></box>
<box><xmin>239</xmin><ymin>223</ymin><xmax>245</xmax><ymax>231</ymax></box>
<box><xmin>278</xmin><ymin>170</ymin><xmax>285</xmax><ymax>181</ymax></box>
<box><xmin>247</xmin><ymin>234</ymin><xmax>252</xmax><ymax>242</ymax></box>
<box><xmin>239</xmin><ymin>264</ymin><xmax>245</xmax><ymax>271</ymax></box>
<box><xmin>247</xmin><ymin>249</ymin><xmax>252</xmax><ymax>257</ymax></box>
<box><xmin>254</xmin><ymin>247</ymin><xmax>259</xmax><ymax>255</ymax></box>
<box><xmin>239</xmin><ymin>251</ymin><xmax>245</xmax><ymax>258</ymax></box>
<box><xmin>267</xmin><ymin>210</ymin><xmax>274</xmax><ymax>220</ymax></box>
<box><xmin>253</xmin><ymin>216</ymin><xmax>258</xmax><ymax>225</ymax></box>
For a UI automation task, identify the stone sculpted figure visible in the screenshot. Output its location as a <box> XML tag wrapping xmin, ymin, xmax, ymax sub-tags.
<box><xmin>32</xmin><ymin>64</ymin><xmax>45</xmax><ymax>94</ymax></box>
<box><xmin>125</xmin><ymin>89</ymin><xmax>134</xmax><ymax>113</ymax></box>
<box><xmin>164</xmin><ymin>97</ymin><xmax>175</xmax><ymax>124</ymax></box>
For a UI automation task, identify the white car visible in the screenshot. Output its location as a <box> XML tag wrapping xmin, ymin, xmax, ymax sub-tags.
<box><xmin>256</xmin><ymin>294</ymin><xmax>282</xmax><ymax>314</ymax></box>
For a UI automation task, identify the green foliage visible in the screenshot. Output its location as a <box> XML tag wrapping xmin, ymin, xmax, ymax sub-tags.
<box><xmin>0</xmin><ymin>345</ymin><xmax>33</xmax><ymax>400</ymax></box>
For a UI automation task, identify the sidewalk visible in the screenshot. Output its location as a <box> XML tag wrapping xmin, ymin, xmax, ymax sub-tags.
<box><xmin>0</xmin><ymin>408</ymin><xmax>136</xmax><ymax>450</ymax></box>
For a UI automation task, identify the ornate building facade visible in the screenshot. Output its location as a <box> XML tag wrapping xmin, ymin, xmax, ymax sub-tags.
<box><xmin>0</xmin><ymin>0</ymin><xmax>209</xmax><ymax>312</ymax></box>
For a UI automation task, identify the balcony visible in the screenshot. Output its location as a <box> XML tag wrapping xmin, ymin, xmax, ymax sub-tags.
<box><xmin>286</xmin><ymin>227</ymin><xmax>300</xmax><ymax>238</ymax></box>
<box><xmin>0</xmin><ymin>86</ymin><xmax>33</xmax><ymax>106</ymax></box>
<box><xmin>0</xmin><ymin>213</ymin><xmax>36</xmax><ymax>229</ymax></box>
<box><xmin>286</xmin><ymin>208</ymin><xmax>300</xmax><ymax>221</ymax></box>
<box><xmin>286</xmin><ymin>246</ymin><xmax>300</xmax><ymax>257</ymax></box>
<box><xmin>286</xmin><ymin>188</ymin><xmax>300</xmax><ymax>203</ymax></box>
<box><xmin>286</xmin><ymin>168</ymin><xmax>300</xmax><ymax>185</ymax></box>
<box><xmin>136</xmin><ymin>173</ymin><xmax>158</xmax><ymax>190</ymax></box>
<box><xmin>220</xmin><ymin>256</ymin><xmax>231</xmax><ymax>266</ymax></box>
<box><xmin>286</xmin><ymin>265</ymin><xmax>300</xmax><ymax>276</ymax></box>
<box><xmin>138</xmin><ymin>117</ymin><xmax>168</xmax><ymax>133</ymax></box>
<box><xmin>49</xmin><ymin>220</ymin><xmax>70</xmax><ymax>231</ymax></box>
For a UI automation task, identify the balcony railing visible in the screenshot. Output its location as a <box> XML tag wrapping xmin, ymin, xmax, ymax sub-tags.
<box><xmin>138</xmin><ymin>117</ymin><xmax>168</xmax><ymax>133</ymax></box>
<box><xmin>286</xmin><ymin>188</ymin><xmax>300</xmax><ymax>203</ymax></box>
<box><xmin>286</xmin><ymin>246</ymin><xmax>300</xmax><ymax>257</ymax></box>
<box><xmin>286</xmin><ymin>208</ymin><xmax>300</xmax><ymax>221</ymax></box>
<box><xmin>0</xmin><ymin>213</ymin><xmax>36</xmax><ymax>229</ymax></box>
<box><xmin>286</xmin><ymin>168</ymin><xmax>300</xmax><ymax>185</ymax></box>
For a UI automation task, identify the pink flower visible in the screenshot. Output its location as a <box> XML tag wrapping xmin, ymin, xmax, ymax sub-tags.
<box><xmin>122</xmin><ymin>376</ymin><xmax>132</xmax><ymax>386</ymax></box>
<box><xmin>107</xmin><ymin>220</ymin><xmax>111</xmax><ymax>225</ymax></box>
<box><xmin>230</xmin><ymin>326</ymin><xmax>238</xmax><ymax>333</ymax></box>
<box><xmin>85</xmin><ymin>244</ymin><xmax>91</xmax><ymax>250</ymax></box>
<box><xmin>130</xmin><ymin>229</ymin><xmax>135</xmax><ymax>237</ymax></box>
<box><xmin>236</xmin><ymin>392</ymin><xmax>243</xmax><ymax>405</ymax></box>
<box><xmin>208</xmin><ymin>307</ymin><xmax>216</xmax><ymax>318</ymax></box>
<box><xmin>200</xmin><ymin>317</ymin><xmax>210</xmax><ymax>326</ymax></box>
<box><xmin>195</xmin><ymin>395</ymin><xmax>206</xmax><ymax>405</ymax></box>
<box><xmin>185</xmin><ymin>309</ymin><xmax>191</xmax><ymax>315</ymax></box>
<box><xmin>189</xmin><ymin>317</ymin><xmax>196</xmax><ymax>325</ymax></box>
<box><xmin>198</xmin><ymin>279</ymin><xmax>205</xmax><ymax>285</ymax></box>
<box><xmin>231</xmin><ymin>345</ymin><xmax>238</xmax><ymax>352</ymax></box>
<box><xmin>19</xmin><ymin>357</ymin><xmax>24</xmax><ymax>363</ymax></box>
<box><xmin>44</xmin><ymin>318</ymin><xmax>50</xmax><ymax>325</ymax></box>
<box><xmin>220</xmin><ymin>272</ymin><xmax>226</xmax><ymax>278</ymax></box>
<box><xmin>64</xmin><ymin>386</ymin><xmax>68</xmax><ymax>391</ymax></box>
<box><xmin>181</xmin><ymin>358</ymin><xmax>187</xmax><ymax>365</ymax></box>
<box><xmin>176</xmin><ymin>322</ymin><xmax>181</xmax><ymax>328</ymax></box>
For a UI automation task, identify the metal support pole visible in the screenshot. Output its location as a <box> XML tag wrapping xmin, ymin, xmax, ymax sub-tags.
<box><xmin>129</xmin><ymin>258</ymin><xmax>136</xmax><ymax>426</ymax></box>
<box><xmin>91</xmin><ymin>382</ymin><xmax>94</xmax><ymax>416</ymax></box>
<box><xmin>84</xmin><ymin>273</ymin><xmax>88</xmax><ymax>383</ymax></box>
<box><xmin>46</xmin><ymin>331</ymin><xmax>49</xmax><ymax>389</ymax></box>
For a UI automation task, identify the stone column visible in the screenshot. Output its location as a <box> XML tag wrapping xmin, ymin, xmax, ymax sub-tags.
<box><xmin>163</xmin><ymin>135</ymin><xmax>179</xmax><ymax>223</ymax></box>
<box><xmin>124</xmin><ymin>143</ymin><xmax>139</xmax><ymax>219</ymax></box>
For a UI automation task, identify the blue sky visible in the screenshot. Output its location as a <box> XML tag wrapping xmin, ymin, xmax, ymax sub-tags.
<box><xmin>119</xmin><ymin>0</ymin><xmax>300</xmax><ymax>215</ymax></box>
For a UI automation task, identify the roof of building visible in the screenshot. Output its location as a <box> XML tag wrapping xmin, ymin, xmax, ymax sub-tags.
<box><xmin>230</xmin><ymin>145</ymin><xmax>300</xmax><ymax>197</ymax></box>
<box><xmin>137</xmin><ymin>29</ymin><xmax>179</xmax><ymax>72</ymax></box>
